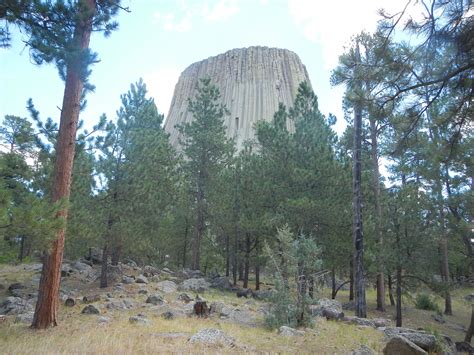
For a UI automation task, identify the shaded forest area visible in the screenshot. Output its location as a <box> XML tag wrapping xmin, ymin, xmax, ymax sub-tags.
<box><xmin>0</xmin><ymin>0</ymin><xmax>472</xmax><ymax>343</ymax></box>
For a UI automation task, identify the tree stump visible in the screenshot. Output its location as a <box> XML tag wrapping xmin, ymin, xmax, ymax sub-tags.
<box><xmin>64</xmin><ymin>298</ymin><xmax>75</xmax><ymax>307</ymax></box>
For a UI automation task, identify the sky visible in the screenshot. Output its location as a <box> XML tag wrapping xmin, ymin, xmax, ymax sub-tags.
<box><xmin>0</xmin><ymin>0</ymin><xmax>412</xmax><ymax>136</ymax></box>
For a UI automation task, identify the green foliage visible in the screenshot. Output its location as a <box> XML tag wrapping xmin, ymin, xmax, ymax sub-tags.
<box><xmin>415</xmin><ymin>293</ymin><xmax>440</xmax><ymax>312</ymax></box>
<box><xmin>264</xmin><ymin>277</ymin><xmax>299</xmax><ymax>329</ymax></box>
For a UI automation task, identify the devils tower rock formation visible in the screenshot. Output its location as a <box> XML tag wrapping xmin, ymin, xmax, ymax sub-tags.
<box><xmin>164</xmin><ymin>46</ymin><xmax>311</xmax><ymax>150</ymax></box>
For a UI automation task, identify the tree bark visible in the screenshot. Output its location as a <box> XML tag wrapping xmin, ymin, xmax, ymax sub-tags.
<box><xmin>353</xmin><ymin>64</ymin><xmax>366</xmax><ymax>318</ymax></box>
<box><xmin>388</xmin><ymin>272</ymin><xmax>395</xmax><ymax>306</ymax></box>
<box><xmin>243</xmin><ymin>233</ymin><xmax>250</xmax><ymax>288</ymax></box>
<box><xmin>465</xmin><ymin>304</ymin><xmax>473</xmax><ymax>343</ymax></box>
<box><xmin>331</xmin><ymin>268</ymin><xmax>336</xmax><ymax>299</ymax></box>
<box><xmin>100</xmin><ymin>243</ymin><xmax>109</xmax><ymax>288</ymax></box>
<box><xmin>349</xmin><ymin>259</ymin><xmax>354</xmax><ymax>301</ymax></box>
<box><xmin>32</xmin><ymin>0</ymin><xmax>95</xmax><ymax>329</ymax></box>
<box><xmin>396</xmin><ymin>265</ymin><xmax>402</xmax><ymax>327</ymax></box>
<box><xmin>225</xmin><ymin>233</ymin><xmax>230</xmax><ymax>277</ymax></box>
<box><xmin>440</xmin><ymin>238</ymin><xmax>453</xmax><ymax>315</ymax></box>
<box><xmin>255</xmin><ymin>237</ymin><xmax>260</xmax><ymax>290</ymax></box>
<box><xmin>369</xmin><ymin>117</ymin><xmax>386</xmax><ymax>312</ymax></box>
<box><xmin>182</xmin><ymin>221</ymin><xmax>188</xmax><ymax>268</ymax></box>
<box><xmin>192</xmin><ymin>175</ymin><xmax>205</xmax><ymax>270</ymax></box>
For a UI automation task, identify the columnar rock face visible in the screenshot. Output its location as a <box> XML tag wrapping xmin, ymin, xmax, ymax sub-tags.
<box><xmin>164</xmin><ymin>46</ymin><xmax>311</xmax><ymax>150</ymax></box>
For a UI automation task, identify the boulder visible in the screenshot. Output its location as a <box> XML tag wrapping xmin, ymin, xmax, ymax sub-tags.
<box><xmin>156</xmin><ymin>280</ymin><xmax>178</xmax><ymax>294</ymax></box>
<box><xmin>278</xmin><ymin>326</ymin><xmax>305</xmax><ymax>336</ymax></box>
<box><xmin>123</xmin><ymin>299</ymin><xmax>135</xmax><ymax>309</ymax></box>
<box><xmin>65</xmin><ymin>298</ymin><xmax>76</xmax><ymax>307</ymax></box>
<box><xmin>146</xmin><ymin>294</ymin><xmax>164</xmax><ymax>305</ymax></box>
<box><xmin>209</xmin><ymin>301</ymin><xmax>226</xmax><ymax>315</ymax></box>
<box><xmin>310</xmin><ymin>298</ymin><xmax>344</xmax><ymax>320</ymax></box>
<box><xmin>138</xmin><ymin>289</ymin><xmax>148</xmax><ymax>295</ymax></box>
<box><xmin>0</xmin><ymin>297</ymin><xmax>33</xmax><ymax>315</ymax></box>
<box><xmin>343</xmin><ymin>316</ymin><xmax>375</xmax><ymax>327</ymax></box>
<box><xmin>8</xmin><ymin>283</ymin><xmax>25</xmax><ymax>295</ymax></box>
<box><xmin>98</xmin><ymin>316</ymin><xmax>111</xmax><ymax>324</ymax></box>
<box><xmin>210</xmin><ymin>276</ymin><xmax>233</xmax><ymax>291</ymax></box>
<box><xmin>189</xmin><ymin>328</ymin><xmax>235</xmax><ymax>346</ymax></box>
<box><xmin>83</xmin><ymin>294</ymin><xmax>101</xmax><ymax>303</ymax></box>
<box><xmin>177</xmin><ymin>293</ymin><xmax>193</xmax><ymax>303</ymax></box>
<box><xmin>373</xmin><ymin>318</ymin><xmax>391</xmax><ymax>328</ymax></box>
<box><xmin>384</xmin><ymin>328</ymin><xmax>437</xmax><ymax>352</ymax></box>
<box><xmin>135</xmin><ymin>275</ymin><xmax>148</xmax><ymax>284</ymax></box>
<box><xmin>143</xmin><ymin>265</ymin><xmax>159</xmax><ymax>276</ymax></box>
<box><xmin>122</xmin><ymin>276</ymin><xmax>134</xmax><ymax>284</ymax></box>
<box><xmin>23</xmin><ymin>263</ymin><xmax>43</xmax><ymax>273</ymax></box>
<box><xmin>236</xmin><ymin>288</ymin><xmax>253</xmax><ymax>298</ymax></box>
<box><xmin>383</xmin><ymin>335</ymin><xmax>427</xmax><ymax>355</ymax></box>
<box><xmin>352</xmin><ymin>344</ymin><xmax>376</xmax><ymax>355</ymax></box>
<box><xmin>105</xmin><ymin>299</ymin><xmax>126</xmax><ymax>310</ymax></box>
<box><xmin>179</xmin><ymin>278</ymin><xmax>210</xmax><ymax>292</ymax></box>
<box><xmin>81</xmin><ymin>305</ymin><xmax>100</xmax><ymax>315</ymax></box>
<box><xmin>14</xmin><ymin>312</ymin><xmax>34</xmax><ymax>323</ymax></box>
<box><xmin>129</xmin><ymin>314</ymin><xmax>150</xmax><ymax>325</ymax></box>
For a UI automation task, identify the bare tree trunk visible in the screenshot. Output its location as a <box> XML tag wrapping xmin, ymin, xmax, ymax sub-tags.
<box><xmin>396</xmin><ymin>265</ymin><xmax>402</xmax><ymax>327</ymax></box>
<box><xmin>182</xmin><ymin>221</ymin><xmax>188</xmax><ymax>268</ymax></box>
<box><xmin>297</xmin><ymin>262</ymin><xmax>307</xmax><ymax>326</ymax></box>
<box><xmin>440</xmin><ymin>238</ymin><xmax>453</xmax><ymax>315</ymax></box>
<box><xmin>388</xmin><ymin>272</ymin><xmax>395</xmax><ymax>306</ymax></box>
<box><xmin>225</xmin><ymin>234</ymin><xmax>230</xmax><ymax>277</ymax></box>
<box><xmin>192</xmin><ymin>175</ymin><xmax>205</xmax><ymax>270</ymax></box>
<box><xmin>32</xmin><ymin>0</ymin><xmax>95</xmax><ymax>329</ymax></box>
<box><xmin>255</xmin><ymin>237</ymin><xmax>260</xmax><ymax>290</ymax></box>
<box><xmin>243</xmin><ymin>233</ymin><xmax>251</xmax><ymax>288</ymax></box>
<box><xmin>465</xmin><ymin>304</ymin><xmax>473</xmax><ymax>343</ymax></box>
<box><xmin>331</xmin><ymin>268</ymin><xmax>336</xmax><ymax>299</ymax></box>
<box><xmin>100</xmin><ymin>243</ymin><xmax>108</xmax><ymax>288</ymax></box>
<box><xmin>18</xmin><ymin>236</ymin><xmax>26</xmax><ymax>261</ymax></box>
<box><xmin>353</xmin><ymin>69</ymin><xmax>366</xmax><ymax>318</ymax></box>
<box><xmin>349</xmin><ymin>259</ymin><xmax>354</xmax><ymax>301</ymax></box>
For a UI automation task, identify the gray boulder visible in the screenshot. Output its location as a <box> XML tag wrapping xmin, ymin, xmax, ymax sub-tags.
<box><xmin>143</xmin><ymin>265</ymin><xmax>159</xmax><ymax>276</ymax></box>
<box><xmin>122</xmin><ymin>276</ymin><xmax>134</xmax><ymax>284</ymax></box>
<box><xmin>383</xmin><ymin>335</ymin><xmax>427</xmax><ymax>354</ymax></box>
<box><xmin>129</xmin><ymin>314</ymin><xmax>150</xmax><ymax>325</ymax></box>
<box><xmin>344</xmin><ymin>316</ymin><xmax>375</xmax><ymax>327</ymax></box>
<box><xmin>135</xmin><ymin>275</ymin><xmax>148</xmax><ymax>284</ymax></box>
<box><xmin>105</xmin><ymin>299</ymin><xmax>126</xmax><ymax>310</ymax></box>
<box><xmin>310</xmin><ymin>298</ymin><xmax>344</xmax><ymax>320</ymax></box>
<box><xmin>210</xmin><ymin>276</ymin><xmax>233</xmax><ymax>291</ymax></box>
<box><xmin>146</xmin><ymin>294</ymin><xmax>164</xmax><ymax>305</ymax></box>
<box><xmin>156</xmin><ymin>280</ymin><xmax>178</xmax><ymax>294</ymax></box>
<box><xmin>179</xmin><ymin>278</ymin><xmax>210</xmax><ymax>292</ymax></box>
<box><xmin>189</xmin><ymin>328</ymin><xmax>235</xmax><ymax>346</ymax></box>
<box><xmin>81</xmin><ymin>305</ymin><xmax>100</xmax><ymax>315</ymax></box>
<box><xmin>278</xmin><ymin>326</ymin><xmax>305</xmax><ymax>336</ymax></box>
<box><xmin>0</xmin><ymin>297</ymin><xmax>33</xmax><ymax>315</ymax></box>
<box><xmin>98</xmin><ymin>316</ymin><xmax>111</xmax><ymax>324</ymax></box>
<box><xmin>177</xmin><ymin>293</ymin><xmax>193</xmax><ymax>303</ymax></box>
<box><xmin>14</xmin><ymin>312</ymin><xmax>34</xmax><ymax>323</ymax></box>
<box><xmin>352</xmin><ymin>344</ymin><xmax>376</xmax><ymax>355</ymax></box>
<box><xmin>384</xmin><ymin>328</ymin><xmax>437</xmax><ymax>352</ymax></box>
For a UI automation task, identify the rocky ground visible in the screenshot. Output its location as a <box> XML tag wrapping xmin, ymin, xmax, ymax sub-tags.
<box><xmin>0</xmin><ymin>260</ymin><xmax>472</xmax><ymax>353</ymax></box>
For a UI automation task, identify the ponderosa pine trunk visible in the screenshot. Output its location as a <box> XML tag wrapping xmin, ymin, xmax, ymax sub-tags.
<box><xmin>396</xmin><ymin>265</ymin><xmax>402</xmax><ymax>327</ymax></box>
<box><xmin>353</xmin><ymin>82</ymin><xmax>366</xmax><ymax>318</ymax></box>
<box><xmin>243</xmin><ymin>233</ymin><xmax>250</xmax><ymax>288</ymax></box>
<box><xmin>192</xmin><ymin>175</ymin><xmax>205</xmax><ymax>270</ymax></box>
<box><xmin>32</xmin><ymin>0</ymin><xmax>95</xmax><ymax>329</ymax></box>
<box><xmin>388</xmin><ymin>273</ymin><xmax>395</xmax><ymax>306</ymax></box>
<box><xmin>225</xmin><ymin>234</ymin><xmax>230</xmax><ymax>277</ymax></box>
<box><xmin>182</xmin><ymin>221</ymin><xmax>188</xmax><ymax>268</ymax></box>
<box><xmin>349</xmin><ymin>259</ymin><xmax>354</xmax><ymax>301</ymax></box>
<box><xmin>331</xmin><ymin>268</ymin><xmax>337</xmax><ymax>299</ymax></box>
<box><xmin>100</xmin><ymin>243</ymin><xmax>109</xmax><ymax>288</ymax></box>
<box><xmin>369</xmin><ymin>117</ymin><xmax>385</xmax><ymax>312</ymax></box>
<box><xmin>255</xmin><ymin>238</ymin><xmax>260</xmax><ymax>290</ymax></box>
<box><xmin>465</xmin><ymin>304</ymin><xmax>473</xmax><ymax>343</ymax></box>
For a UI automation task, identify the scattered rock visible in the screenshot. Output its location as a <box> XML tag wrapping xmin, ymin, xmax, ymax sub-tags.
<box><xmin>138</xmin><ymin>289</ymin><xmax>148</xmax><ymax>295</ymax></box>
<box><xmin>143</xmin><ymin>265</ymin><xmax>160</xmax><ymax>276</ymax></box>
<box><xmin>210</xmin><ymin>276</ymin><xmax>233</xmax><ymax>291</ymax></box>
<box><xmin>98</xmin><ymin>316</ymin><xmax>111</xmax><ymax>324</ymax></box>
<box><xmin>105</xmin><ymin>299</ymin><xmax>126</xmax><ymax>310</ymax></box>
<box><xmin>122</xmin><ymin>276</ymin><xmax>134</xmax><ymax>284</ymax></box>
<box><xmin>161</xmin><ymin>311</ymin><xmax>175</xmax><ymax>320</ymax></box>
<box><xmin>0</xmin><ymin>297</ymin><xmax>33</xmax><ymax>315</ymax></box>
<box><xmin>432</xmin><ymin>314</ymin><xmax>445</xmax><ymax>324</ymax></box>
<box><xmin>156</xmin><ymin>280</ymin><xmax>178</xmax><ymax>294</ymax></box>
<box><xmin>384</xmin><ymin>328</ymin><xmax>437</xmax><ymax>352</ymax></box>
<box><xmin>189</xmin><ymin>328</ymin><xmax>235</xmax><ymax>346</ymax></box>
<box><xmin>146</xmin><ymin>294</ymin><xmax>164</xmax><ymax>305</ymax></box>
<box><xmin>14</xmin><ymin>312</ymin><xmax>34</xmax><ymax>323</ymax></box>
<box><xmin>129</xmin><ymin>314</ymin><xmax>150</xmax><ymax>325</ymax></box>
<box><xmin>81</xmin><ymin>305</ymin><xmax>100</xmax><ymax>315</ymax></box>
<box><xmin>344</xmin><ymin>316</ymin><xmax>375</xmax><ymax>327</ymax></box>
<box><xmin>123</xmin><ymin>299</ymin><xmax>135</xmax><ymax>309</ymax></box>
<box><xmin>23</xmin><ymin>264</ymin><xmax>43</xmax><ymax>273</ymax></box>
<box><xmin>135</xmin><ymin>275</ymin><xmax>148</xmax><ymax>284</ymax></box>
<box><xmin>179</xmin><ymin>278</ymin><xmax>210</xmax><ymax>292</ymax></box>
<box><xmin>310</xmin><ymin>298</ymin><xmax>344</xmax><ymax>320</ymax></box>
<box><xmin>210</xmin><ymin>302</ymin><xmax>226</xmax><ymax>315</ymax></box>
<box><xmin>373</xmin><ymin>318</ymin><xmax>391</xmax><ymax>328</ymax></box>
<box><xmin>149</xmin><ymin>275</ymin><xmax>161</xmax><ymax>283</ymax></box>
<box><xmin>236</xmin><ymin>288</ymin><xmax>253</xmax><ymax>298</ymax></box>
<box><xmin>8</xmin><ymin>283</ymin><xmax>25</xmax><ymax>295</ymax></box>
<box><xmin>456</xmin><ymin>341</ymin><xmax>474</xmax><ymax>354</ymax></box>
<box><xmin>383</xmin><ymin>335</ymin><xmax>427</xmax><ymax>354</ymax></box>
<box><xmin>226</xmin><ymin>308</ymin><xmax>258</xmax><ymax>327</ymax></box>
<box><xmin>65</xmin><ymin>298</ymin><xmax>76</xmax><ymax>307</ymax></box>
<box><xmin>177</xmin><ymin>293</ymin><xmax>193</xmax><ymax>303</ymax></box>
<box><xmin>278</xmin><ymin>325</ymin><xmax>305</xmax><ymax>336</ymax></box>
<box><xmin>252</xmin><ymin>289</ymin><xmax>274</xmax><ymax>300</ymax></box>
<box><xmin>352</xmin><ymin>344</ymin><xmax>376</xmax><ymax>355</ymax></box>
<box><xmin>83</xmin><ymin>294</ymin><xmax>101</xmax><ymax>303</ymax></box>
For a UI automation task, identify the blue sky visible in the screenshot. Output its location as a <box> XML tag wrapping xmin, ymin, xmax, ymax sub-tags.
<box><xmin>0</xmin><ymin>0</ymin><xmax>410</xmax><ymax>136</ymax></box>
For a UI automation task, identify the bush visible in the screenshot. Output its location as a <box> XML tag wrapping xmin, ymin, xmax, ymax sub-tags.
<box><xmin>415</xmin><ymin>293</ymin><xmax>440</xmax><ymax>312</ymax></box>
<box><xmin>264</xmin><ymin>277</ymin><xmax>301</xmax><ymax>329</ymax></box>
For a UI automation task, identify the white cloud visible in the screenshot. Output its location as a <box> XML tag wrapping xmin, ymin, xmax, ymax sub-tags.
<box><xmin>143</xmin><ymin>67</ymin><xmax>182</xmax><ymax>117</ymax></box>
<box><xmin>152</xmin><ymin>0</ymin><xmax>240</xmax><ymax>33</ymax></box>
<box><xmin>288</xmin><ymin>0</ymin><xmax>408</xmax><ymax>69</ymax></box>
<box><xmin>204</xmin><ymin>0</ymin><xmax>240</xmax><ymax>22</ymax></box>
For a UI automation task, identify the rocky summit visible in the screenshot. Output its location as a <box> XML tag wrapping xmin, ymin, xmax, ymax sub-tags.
<box><xmin>164</xmin><ymin>46</ymin><xmax>311</xmax><ymax>150</ymax></box>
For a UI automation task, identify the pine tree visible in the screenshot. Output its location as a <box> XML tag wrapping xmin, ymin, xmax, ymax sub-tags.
<box><xmin>177</xmin><ymin>78</ymin><xmax>234</xmax><ymax>270</ymax></box>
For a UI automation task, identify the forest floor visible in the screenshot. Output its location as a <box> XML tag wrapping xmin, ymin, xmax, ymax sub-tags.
<box><xmin>0</xmin><ymin>262</ymin><xmax>472</xmax><ymax>354</ymax></box>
